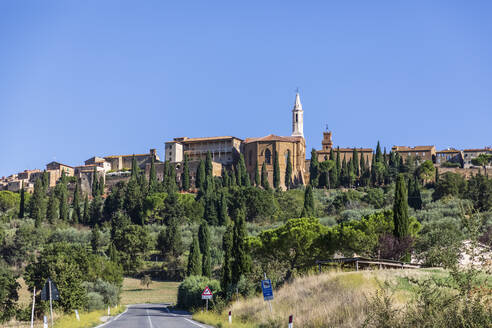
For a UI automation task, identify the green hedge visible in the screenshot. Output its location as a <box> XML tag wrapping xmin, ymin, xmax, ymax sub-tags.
<box><xmin>177</xmin><ymin>275</ymin><xmax>220</xmax><ymax>310</ymax></box>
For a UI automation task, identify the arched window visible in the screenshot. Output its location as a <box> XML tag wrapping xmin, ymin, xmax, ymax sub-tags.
<box><xmin>296</xmin><ymin>114</ymin><xmax>298</xmax><ymax>122</ymax></box>
<box><xmin>265</xmin><ymin>149</ymin><xmax>271</xmax><ymax>164</ymax></box>
<box><xmin>324</xmin><ymin>155</ymin><xmax>328</xmax><ymax>161</ymax></box>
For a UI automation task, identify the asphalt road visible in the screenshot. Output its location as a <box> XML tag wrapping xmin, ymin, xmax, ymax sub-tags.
<box><xmin>98</xmin><ymin>303</ymin><xmax>213</xmax><ymax>328</ymax></box>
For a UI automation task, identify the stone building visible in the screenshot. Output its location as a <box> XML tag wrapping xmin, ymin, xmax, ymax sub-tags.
<box><xmin>164</xmin><ymin>136</ymin><xmax>242</xmax><ymax>166</ymax></box>
<box><xmin>463</xmin><ymin>147</ymin><xmax>492</xmax><ymax>168</ymax></box>
<box><xmin>104</xmin><ymin>149</ymin><xmax>159</xmax><ymax>171</ymax></box>
<box><xmin>316</xmin><ymin>131</ymin><xmax>373</xmax><ymax>164</ymax></box>
<box><xmin>436</xmin><ymin>148</ymin><xmax>463</xmax><ymax>167</ymax></box>
<box><xmin>243</xmin><ymin>93</ymin><xmax>307</xmax><ymax>188</ymax></box>
<box><xmin>45</xmin><ymin>162</ymin><xmax>75</xmax><ymax>187</ymax></box>
<box><xmin>391</xmin><ymin>145</ymin><xmax>436</xmax><ymax>163</ymax></box>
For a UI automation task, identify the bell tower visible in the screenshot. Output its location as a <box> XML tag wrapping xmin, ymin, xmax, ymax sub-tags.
<box><xmin>291</xmin><ymin>92</ymin><xmax>304</xmax><ymax>137</ymax></box>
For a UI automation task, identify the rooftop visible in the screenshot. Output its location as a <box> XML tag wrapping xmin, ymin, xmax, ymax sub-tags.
<box><xmin>244</xmin><ymin>134</ymin><xmax>304</xmax><ymax>143</ymax></box>
<box><xmin>392</xmin><ymin>145</ymin><xmax>435</xmax><ymax>151</ymax></box>
<box><xmin>167</xmin><ymin>136</ymin><xmax>243</xmax><ymax>144</ymax></box>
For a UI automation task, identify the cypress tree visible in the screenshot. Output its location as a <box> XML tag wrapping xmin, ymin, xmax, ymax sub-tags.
<box><xmin>435</xmin><ymin>167</ymin><xmax>439</xmax><ymax>184</ymax></box>
<box><xmin>108</xmin><ymin>242</ymin><xmax>119</xmax><ymax>262</ymax></box>
<box><xmin>221</xmin><ymin>168</ymin><xmax>230</xmax><ymax>188</ymax></box>
<box><xmin>261</xmin><ymin>163</ymin><xmax>270</xmax><ymax>190</ymax></box>
<box><xmin>221</xmin><ymin>223</ymin><xmax>234</xmax><ymax>292</ymax></box>
<box><xmin>408</xmin><ymin>176</ymin><xmax>423</xmax><ymax>210</ymax></box>
<box><xmin>353</xmin><ymin>149</ymin><xmax>360</xmax><ymax>177</ymax></box>
<box><xmin>196</xmin><ymin>160</ymin><xmax>206</xmax><ymax>190</ymax></box>
<box><xmin>393</xmin><ymin>174</ymin><xmax>410</xmax><ymax>239</ymax></box>
<box><xmin>187</xmin><ymin>233</ymin><xmax>202</xmax><ymax>276</ymax></box>
<box><xmin>273</xmin><ymin>150</ymin><xmax>280</xmax><ymax>189</ymax></box>
<box><xmin>30</xmin><ymin>178</ymin><xmax>46</xmax><ymax>227</ymax></box>
<box><xmin>239</xmin><ymin>154</ymin><xmax>249</xmax><ymax>186</ymax></box>
<box><xmin>232</xmin><ymin>208</ymin><xmax>250</xmax><ymax>284</ymax></box>
<box><xmin>230</xmin><ymin>168</ymin><xmax>237</xmax><ymax>187</ymax></box>
<box><xmin>98</xmin><ymin>176</ymin><xmax>105</xmax><ymax>196</ymax></box>
<box><xmin>301</xmin><ymin>185</ymin><xmax>315</xmax><ymax>217</ymax></box>
<box><xmin>198</xmin><ymin>221</ymin><xmax>211</xmax><ymax>277</ymax></box>
<box><xmin>285</xmin><ymin>150</ymin><xmax>292</xmax><ymax>189</ymax></box>
<box><xmin>72</xmin><ymin>180</ymin><xmax>81</xmax><ymax>223</ymax></box>
<box><xmin>329</xmin><ymin>149</ymin><xmax>337</xmax><ymax>188</ymax></box>
<box><xmin>19</xmin><ymin>183</ymin><xmax>25</xmax><ymax>218</ymax></box>
<box><xmin>157</xmin><ymin>216</ymin><xmax>183</xmax><ymax>260</ymax></box>
<box><xmin>47</xmin><ymin>191</ymin><xmax>59</xmax><ymax>224</ymax></box>
<box><xmin>341</xmin><ymin>157</ymin><xmax>348</xmax><ymax>187</ymax></box>
<box><xmin>181</xmin><ymin>154</ymin><xmax>190</xmax><ymax>191</ymax></box>
<box><xmin>309</xmin><ymin>148</ymin><xmax>319</xmax><ymax>187</ymax></box>
<box><xmin>348</xmin><ymin>158</ymin><xmax>355</xmax><ymax>187</ymax></box>
<box><xmin>83</xmin><ymin>194</ymin><xmax>90</xmax><ymax>225</ymax></box>
<box><xmin>131</xmin><ymin>155</ymin><xmax>139</xmax><ymax>178</ymax></box>
<box><xmin>370</xmin><ymin>155</ymin><xmax>377</xmax><ymax>186</ymax></box>
<box><xmin>90</xmin><ymin>195</ymin><xmax>103</xmax><ymax>226</ymax></box>
<box><xmin>205</xmin><ymin>152</ymin><xmax>213</xmax><ymax>179</ymax></box>
<box><xmin>254</xmin><ymin>162</ymin><xmax>260</xmax><ymax>187</ymax></box>
<box><xmin>235</xmin><ymin>164</ymin><xmax>242</xmax><ymax>187</ymax></box>
<box><xmin>375</xmin><ymin>141</ymin><xmax>383</xmax><ymax>163</ymax></box>
<box><xmin>91</xmin><ymin>225</ymin><xmax>101</xmax><ymax>254</ymax></box>
<box><xmin>335</xmin><ymin>148</ymin><xmax>341</xmax><ymax>187</ymax></box>
<box><xmin>149</xmin><ymin>156</ymin><xmax>158</xmax><ymax>193</ymax></box>
<box><xmin>91</xmin><ymin>167</ymin><xmax>99</xmax><ymax>197</ymax></box>
<box><xmin>42</xmin><ymin>171</ymin><xmax>50</xmax><ymax>193</ymax></box>
<box><xmin>218</xmin><ymin>192</ymin><xmax>230</xmax><ymax>225</ymax></box>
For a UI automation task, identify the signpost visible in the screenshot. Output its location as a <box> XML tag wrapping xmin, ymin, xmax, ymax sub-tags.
<box><xmin>41</xmin><ymin>278</ymin><xmax>60</xmax><ymax>328</ymax></box>
<box><xmin>201</xmin><ymin>286</ymin><xmax>213</xmax><ymax>312</ymax></box>
<box><xmin>30</xmin><ymin>287</ymin><xmax>36</xmax><ymax>328</ymax></box>
<box><xmin>261</xmin><ymin>273</ymin><xmax>274</xmax><ymax>313</ymax></box>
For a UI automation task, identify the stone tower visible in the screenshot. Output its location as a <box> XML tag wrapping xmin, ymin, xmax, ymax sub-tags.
<box><xmin>291</xmin><ymin>92</ymin><xmax>304</xmax><ymax>137</ymax></box>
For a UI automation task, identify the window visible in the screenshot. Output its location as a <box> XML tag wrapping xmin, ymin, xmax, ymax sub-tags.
<box><xmin>265</xmin><ymin>149</ymin><xmax>271</xmax><ymax>164</ymax></box>
<box><xmin>295</xmin><ymin>114</ymin><xmax>298</xmax><ymax>122</ymax></box>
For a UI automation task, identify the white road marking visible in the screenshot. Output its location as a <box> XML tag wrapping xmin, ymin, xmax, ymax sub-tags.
<box><xmin>184</xmin><ymin>318</ymin><xmax>209</xmax><ymax>327</ymax></box>
<box><xmin>93</xmin><ymin>306</ymin><xmax>129</xmax><ymax>328</ymax></box>
<box><xmin>146</xmin><ymin>308</ymin><xmax>154</xmax><ymax>328</ymax></box>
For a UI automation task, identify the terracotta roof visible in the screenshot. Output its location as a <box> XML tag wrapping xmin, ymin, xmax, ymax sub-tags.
<box><xmin>244</xmin><ymin>134</ymin><xmax>304</xmax><ymax>143</ymax></box>
<box><xmin>437</xmin><ymin>149</ymin><xmax>461</xmax><ymax>153</ymax></box>
<box><xmin>463</xmin><ymin>148</ymin><xmax>491</xmax><ymax>152</ymax></box>
<box><xmin>392</xmin><ymin>146</ymin><xmax>435</xmax><ymax>151</ymax></box>
<box><xmin>167</xmin><ymin>136</ymin><xmax>243</xmax><ymax>144</ymax></box>
<box><xmin>104</xmin><ymin>153</ymin><xmax>152</xmax><ymax>159</ymax></box>
<box><xmin>318</xmin><ymin>147</ymin><xmax>373</xmax><ymax>153</ymax></box>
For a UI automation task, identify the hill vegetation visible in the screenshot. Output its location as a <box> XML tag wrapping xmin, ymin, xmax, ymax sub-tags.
<box><xmin>0</xmin><ymin>148</ymin><xmax>491</xmax><ymax>326</ymax></box>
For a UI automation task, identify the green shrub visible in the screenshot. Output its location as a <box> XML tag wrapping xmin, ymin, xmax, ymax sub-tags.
<box><xmin>86</xmin><ymin>292</ymin><xmax>104</xmax><ymax>311</ymax></box>
<box><xmin>83</xmin><ymin>279</ymin><xmax>120</xmax><ymax>306</ymax></box>
<box><xmin>177</xmin><ymin>275</ymin><xmax>220</xmax><ymax>310</ymax></box>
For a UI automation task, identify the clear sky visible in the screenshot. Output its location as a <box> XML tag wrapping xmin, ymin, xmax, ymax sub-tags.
<box><xmin>1</xmin><ymin>1</ymin><xmax>491</xmax><ymax>177</ymax></box>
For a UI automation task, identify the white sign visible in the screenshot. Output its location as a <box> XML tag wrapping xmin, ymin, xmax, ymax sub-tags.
<box><xmin>201</xmin><ymin>286</ymin><xmax>213</xmax><ymax>300</ymax></box>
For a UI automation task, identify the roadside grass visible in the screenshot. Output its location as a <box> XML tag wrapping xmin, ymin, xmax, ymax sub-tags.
<box><xmin>53</xmin><ymin>305</ymin><xmax>125</xmax><ymax>328</ymax></box>
<box><xmin>193</xmin><ymin>269</ymin><xmax>453</xmax><ymax>328</ymax></box>
<box><xmin>120</xmin><ymin>277</ymin><xmax>180</xmax><ymax>305</ymax></box>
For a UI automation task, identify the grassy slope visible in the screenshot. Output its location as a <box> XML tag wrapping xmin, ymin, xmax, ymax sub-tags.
<box><xmin>193</xmin><ymin>269</ymin><xmax>450</xmax><ymax>328</ymax></box>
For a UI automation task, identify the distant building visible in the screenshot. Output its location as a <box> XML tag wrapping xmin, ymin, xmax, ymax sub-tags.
<box><xmin>165</xmin><ymin>136</ymin><xmax>242</xmax><ymax>166</ymax></box>
<box><xmin>45</xmin><ymin>162</ymin><xmax>75</xmax><ymax>187</ymax></box>
<box><xmin>316</xmin><ymin>131</ymin><xmax>373</xmax><ymax>164</ymax></box>
<box><xmin>463</xmin><ymin>147</ymin><xmax>492</xmax><ymax>168</ymax></box>
<box><xmin>104</xmin><ymin>149</ymin><xmax>159</xmax><ymax>171</ymax></box>
<box><xmin>391</xmin><ymin>145</ymin><xmax>436</xmax><ymax>163</ymax></box>
<box><xmin>436</xmin><ymin>148</ymin><xmax>463</xmax><ymax>167</ymax></box>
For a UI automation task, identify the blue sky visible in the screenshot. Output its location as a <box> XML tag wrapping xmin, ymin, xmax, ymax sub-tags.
<box><xmin>1</xmin><ymin>1</ymin><xmax>491</xmax><ymax>176</ymax></box>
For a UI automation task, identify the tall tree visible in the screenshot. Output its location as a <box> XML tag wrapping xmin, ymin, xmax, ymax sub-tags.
<box><xmin>221</xmin><ymin>223</ymin><xmax>234</xmax><ymax>292</ymax></box>
<box><xmin>335</xmin><ymin>148</ymin><xmax>341</xmax><ymax>188</ymax></box>
<box><xmin>273</xmin><ymin>150</ymin><xmax>280</xmax><ymax>189</ymax></box>
<box><xmin>353</xmin><ymin>148</ymin><xmax>360</xmax><ymax>177</ymax></box>
<box><xmin>375</xmin><ymin>141</ymin><xmax>383</xmax><ymax>163</ymax></box>
<box><xmin>91</xmin><ymin>167</ymin><xmax>99</xmax><ymax>197</ymax></box>
<box><xmin>205</xmin><ymin>151</ymin><xmax>213</xmax><ymax>179</ymax></box>
<box><xmin>301</xmin><ymin>184</ymin><xmax>315</xmax><ymax>217</ymax></box>
<box><xmin>124</xmin><ymin>176</ymin><xmax>144</xmax><ymax>225</ymax></box>
<box><xmin>393</xmin><ymin>174</ymin><xmax>410</xmax><ymax>240</ymax></box>
<box><xmin>149</xmin><ymin>156</ymin><xmax>158</xmax><ymax>193</ymax></box>
<box><xmin>30</xmin><ymin>178</ymin><xmax>46</xmax><ymax>228</ymax></box>
<box><xmin>90</xmin><ymin>225</ymin><xmax>102</xmax><ymax>254</ymax></box>
<box><xmin>72</xmin><ymin>180</ymin><xmax>81</xmax><ymax>223</ymax></box>
<box><xmin>261</xmin><ymin>163</ymin><xmax>270</xmax><ymax>190</ymax></box>
<box><xmin>19</xmin><ymin>183</ymin><xmax>25</xmax><ymax>218</ymax></box>
<box><xmin>309</xmin><ymin>148</ymin><xmax>319</xmax><ymax>187</ymax></box>
<box><xmin>471</xmin><ymin>154</ymin><xmax>492</xmax><ymax>176</ymax></box>
<box><xmin>90</xmin><ymin>195</ymin><xmax>103</xmax><ymax>226</ymax></box>
<box><xmin>196</xmin><ymin>160</ymin><xmax>206</xmax><ymax>190</ymax></box>
<box><xmin>285</xmin><ymin>150</ymin><xmax>293</xmax><ymax>189</ymax></box>
<box><xmin>157</xmin><ymin>216</ymin><xmax>183</xmax><ymax>260</ymax></box>
<box><xmin>218</xmin><ymin>192</ymin><xmax>230</xmax><ymax>225</ymax></box>
<box><xmin>329</xmin><ymin>149</ymin><xmax>338</xmax><ymax>188</ymax></box>
<box><xmin>56</xmin><ymin>172</ymin><xmax>69</xmax><ymax>221</ymax></box>
<box><xmin>46</xmin><ymin>191</ymin><xmax>59</xmax><ymax>224</ymax></box>
<box><xmin>232</xmin><ymin>208</ymin><xmax>250</xmax><ymax>284</ymax></box>
<box><xmin>408</xmin><ymin>176</ymin><xmax>422</xmax><ymax>210</ymax></box>
<box><xmin>131</xmin><ymin>155</ymin><xmax>139</xmax><ymax>179</ymax></box>
<box><xmin>181</xmin><ymin>154</ymin><xmax>190</xmax><ymax>191</ymax></box>
<box><xmin>187</xmin><ymin>233</ymin><xmax>202</xmax><ymax>276</ymax></box>
<box><xmin>254</xmin><ymin>161</ymin><xmax>260</xmax><ymax>187</ymax></box>
<box><xmin>238</xmin><ymin>154</ymin><xmax>249</xmax><ymax>186</ymax></box>
<box><xmin>198</xmin><ymin>221</ymin><xmax>211</xmax><ymax>277</ymax></box>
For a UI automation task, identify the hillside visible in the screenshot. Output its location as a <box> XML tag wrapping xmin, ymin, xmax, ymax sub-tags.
<box><xmin>193</xmin><ymin>268</ymin><xmax>491</xmax><ymax>328</ymax></box>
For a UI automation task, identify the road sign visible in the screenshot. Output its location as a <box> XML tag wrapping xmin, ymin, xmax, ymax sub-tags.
<box><xmin>261</xmin><ymin>279</ymin><xmax>274</xmax><ymax>301</ymax></box>
<box><xmin>201</xmin><ymin>286</ymin><xmax>213</xmax><ymax>300</ymax></box>
<box><xmin>41</xmin><ymin>278</ymin><xmax>60</xmax><ymax>301</ymax></box>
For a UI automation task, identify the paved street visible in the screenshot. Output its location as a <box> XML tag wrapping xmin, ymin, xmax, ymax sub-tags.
<box><xmin>99</xmin><ymin>304</ymin><xmax>213</xmax><ymax>328</ymax></box>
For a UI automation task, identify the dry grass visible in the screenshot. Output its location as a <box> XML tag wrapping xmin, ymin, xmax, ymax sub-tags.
<box><xmin>16</xmin><ymin>277</ymin><xmax>33</xmax><ymax>307</ymax></box>
<box><xmin>194</xmin><ymin>269</ymin><xmax>441</xmax><ymax>328</ymax></box>
<box><xmin>120</xmin><ymin>277</ymin><xmax>180</xmax><ymax>305</ymax></box>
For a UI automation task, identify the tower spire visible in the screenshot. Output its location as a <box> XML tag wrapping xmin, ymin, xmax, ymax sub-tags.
<box><xmin>291</xmin><ymin>92</ymin><xmax>304</xmax><ymax>137</ymax></box>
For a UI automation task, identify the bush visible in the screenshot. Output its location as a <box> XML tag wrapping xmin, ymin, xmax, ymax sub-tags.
<box><xmin>86</xmin><ymin>292</ymin><xmax>104</xmax><ymax>311</ymax></box>
<box><xmin>177</xmin><ymin>275</ymin><xmax>220</xmax><ymax>310</ymax></box>
<box><xmin>83</xmin><ymin>279</ymin><xmax>120</xmax><ymax>306</ymax></box>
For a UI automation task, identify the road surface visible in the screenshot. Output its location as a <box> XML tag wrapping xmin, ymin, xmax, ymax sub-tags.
<box><xmin>98</xmin><ymin>303</ymin><xmax>213</xmax><ymax>328</ymax></box>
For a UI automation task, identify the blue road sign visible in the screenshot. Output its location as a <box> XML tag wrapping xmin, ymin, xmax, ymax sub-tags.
<box><xmin>261</xmin><ymin>279</ymin><xmax>274</xmax><ymax>301</ymax></box>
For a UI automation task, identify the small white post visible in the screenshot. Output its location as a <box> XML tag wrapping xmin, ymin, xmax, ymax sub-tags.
<box><xmin>228</xmin><ymin>311</ymin><xmax>232</xmax><ymax>324</ymax></box>
<box><xmin>49</xmin><ymin>279</ymin><xmax>53</xmax><ymax>328</ymax></box>
<box><xmin>206</xmin><ymin>298</ymin><xmax>208</xmax><ymax>312</ymax></box>
<box><xmin>30</xmin><ymin>286</ymin><xmax>36</xmax><ymax>328</ymax></box>
<box><xmin>74</xmin><ymin>309</ymin><xmax>80</xmax><ymax>321</ymax></box>
<box><xmin>43</xmin><ymin>315</ymin><xmax>48</xmax><ymax>328</ymax></box>
<box><xmin>108</xmin><ymin>306</ymin><xmax>110</xmax><ymax>316</ymax></box>
<box><xmin>288</xmin><ymin>314</ymin><xmax>293</xmax><ymax>328</ymax></box>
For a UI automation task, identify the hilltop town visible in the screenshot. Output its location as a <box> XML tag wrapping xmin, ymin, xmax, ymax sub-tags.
<box><xmin>2</xmin><ymin>93</ymin><xmax>490</xmax><ymax>195</ymax></box>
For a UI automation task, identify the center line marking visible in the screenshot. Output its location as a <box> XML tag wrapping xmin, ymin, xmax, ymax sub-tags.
<box><xmin>146</xmin><ymin>308</ymin><xmax>154</xmax><ymax>328</ymax></box>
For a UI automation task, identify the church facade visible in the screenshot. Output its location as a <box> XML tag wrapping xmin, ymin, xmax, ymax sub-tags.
<box><xmin>243</xmin><ymin>93</ymin><xmax>306</xmax><ymax>188</ymax></box>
